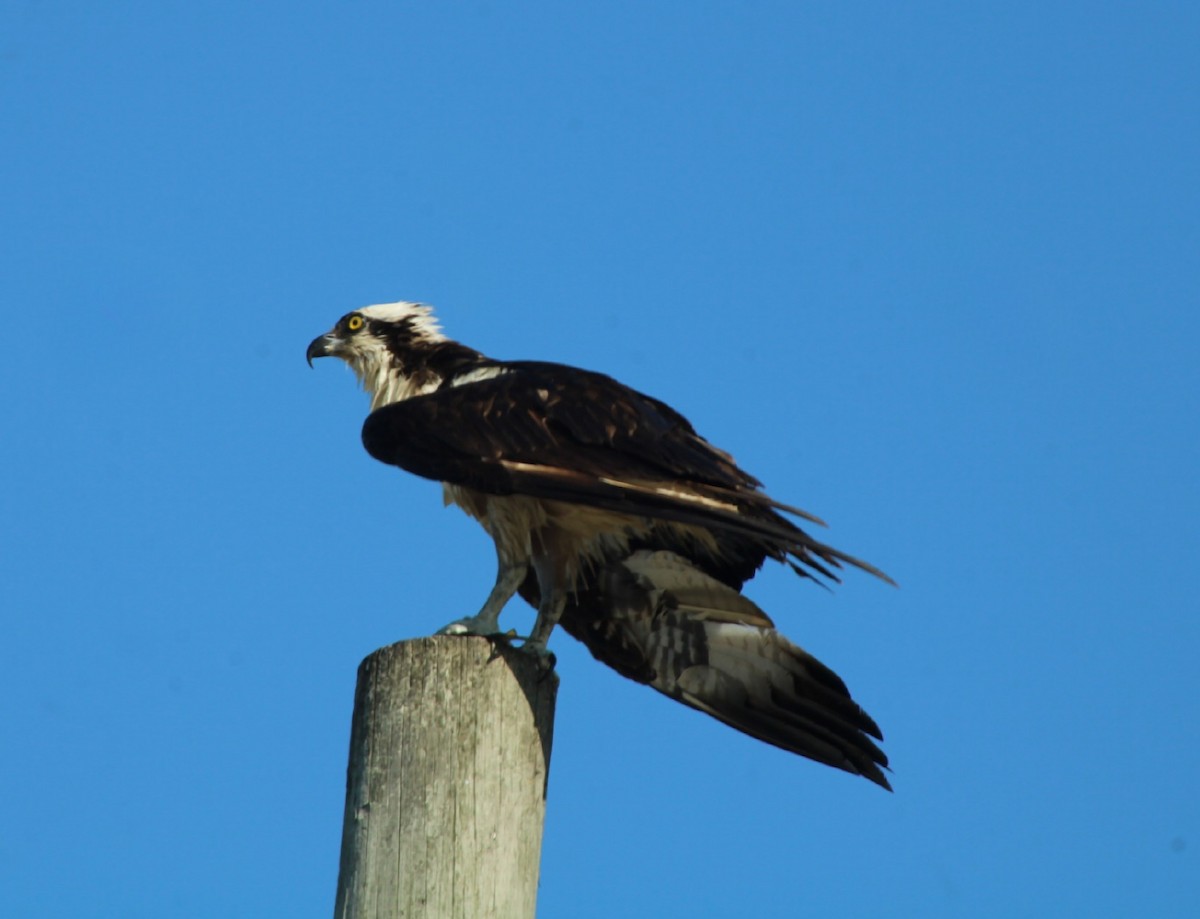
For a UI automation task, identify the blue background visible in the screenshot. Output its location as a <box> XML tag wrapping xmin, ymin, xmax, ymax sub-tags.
<box><xmin>3</xmin><ymin>3</ymin><xmax>1197</xmax><ymax>916</ymax></box>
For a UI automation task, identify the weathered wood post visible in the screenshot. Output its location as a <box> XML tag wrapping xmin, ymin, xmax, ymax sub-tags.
<box><xmin>334</xmin><ymin>636</ymin><xmax>558</xmax><ymax>919</ymax></box>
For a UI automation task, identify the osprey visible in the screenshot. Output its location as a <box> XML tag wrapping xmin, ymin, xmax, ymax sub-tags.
<box><xmin>308</xmin><ymin>301</ymin><xmax>894</xmax><ymax>789</ymax></box>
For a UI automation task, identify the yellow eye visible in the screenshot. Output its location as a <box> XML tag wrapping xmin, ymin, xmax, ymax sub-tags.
<box><xmin>347</xmin><ymin>315</ymin><xmax>364</xmax><ymax>332</ymax></box>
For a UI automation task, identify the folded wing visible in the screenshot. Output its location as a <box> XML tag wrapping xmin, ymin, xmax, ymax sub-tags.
<box><xmin>360</xmin><ymin>362</ymin><xmax>893</xmax><ymax>587</ymax></box>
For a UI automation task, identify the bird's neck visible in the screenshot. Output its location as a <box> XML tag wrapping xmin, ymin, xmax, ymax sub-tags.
<box><xmin>356</xmin><ymin>360</ymin><xmax>440</xmax><ymax>410</ymax></box>
<box><xmin>359</xmin><ymin>340</ymin><xmax>492</xmax><ymax>410</ymax></box>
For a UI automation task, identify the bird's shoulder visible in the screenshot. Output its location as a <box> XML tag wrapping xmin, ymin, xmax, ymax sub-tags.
<box><xmin>441</xmin><ymin>359</ymin><xmax>699</xmax><ymax>436</ymax></box>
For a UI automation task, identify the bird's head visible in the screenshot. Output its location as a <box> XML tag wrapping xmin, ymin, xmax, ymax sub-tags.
<box><xmin>307</xmin><ymin>301</ymin><xmax>448</xmax><ymax>408</ymax></box>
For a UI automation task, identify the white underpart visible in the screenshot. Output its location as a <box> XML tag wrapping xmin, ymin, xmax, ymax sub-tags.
<box><xmin>445</xmin><ymin>482</ymin><xmax>643</xmax><ymax>591</ymax></box>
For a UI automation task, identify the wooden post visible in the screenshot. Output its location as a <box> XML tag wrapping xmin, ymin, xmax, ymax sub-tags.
<box><xmin>333</xmin><ymin>636</ymin><xmax>558</xmax><ymax>919</ymax></box>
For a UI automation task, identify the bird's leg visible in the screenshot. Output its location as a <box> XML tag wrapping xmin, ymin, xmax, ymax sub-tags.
<box><xmin>520</xmin><ymin>589</ymin><xmax>565</xmax><ymax>673</ymax></box>
<box><xmin>520</xmin><ymin>554</ymin><xmax>567</xmax><ymax>669</ymax></box>
<box><xmin>437</xmin><ymin>552</ymin><xmax>527</xmax><ymax>637</ymax></box>
<box><xmin>525</xmin><ymin>587</ymin><xmax>567</xmax><ymax>650</ymax></box>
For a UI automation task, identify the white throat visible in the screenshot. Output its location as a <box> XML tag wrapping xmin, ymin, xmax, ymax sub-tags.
<box><xmin>345</xmin><ymin>351</ymin><xmax>439</xmax><ymax>410</ymax></box>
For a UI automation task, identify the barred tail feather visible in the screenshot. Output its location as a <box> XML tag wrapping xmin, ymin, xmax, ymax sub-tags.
<box><xmin>672</xmin><ymin>623</ymin><xmax>890</xmax><ymax>789</ymax></box>
<box><xmin>559</xmin><ymin>550</ymin><xmax>891</xmax><ymax>789</ymax></box>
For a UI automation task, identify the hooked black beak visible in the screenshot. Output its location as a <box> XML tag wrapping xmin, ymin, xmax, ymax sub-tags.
<box><xmin>306</xmin><ymin>333</ymin><xmax>336</xmax><ymax>368</ymax></box>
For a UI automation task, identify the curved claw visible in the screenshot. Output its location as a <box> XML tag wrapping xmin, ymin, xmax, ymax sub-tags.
<box><xmin>518</xmin><ymin>639</ymin><xmax>557</xmax><ymax>675</ymax></box>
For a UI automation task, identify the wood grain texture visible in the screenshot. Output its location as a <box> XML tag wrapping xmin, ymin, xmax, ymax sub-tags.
<box><xmin>334</xmin><ymin>636</ymin><xmax>558</xmax><ymax>919</ymax></box>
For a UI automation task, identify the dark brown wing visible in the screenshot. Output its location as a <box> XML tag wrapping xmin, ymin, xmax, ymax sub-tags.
<box><xmin>361</xmin><ymin>361</ymin><xmax>893</xmax><ymax>586</ymax></box>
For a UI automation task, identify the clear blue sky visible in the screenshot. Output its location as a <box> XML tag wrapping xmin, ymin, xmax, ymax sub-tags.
<box><xmin>3</xmin><ymin>3</ymin><xmax>1197</xmax><ymax>916</ymax></box>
